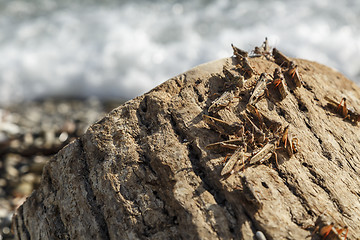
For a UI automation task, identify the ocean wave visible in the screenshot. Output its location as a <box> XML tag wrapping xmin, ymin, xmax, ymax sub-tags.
<box><xmin>0</xmin><ymin>0</ymin><xmax>359</xmax><ymax>105</ymax></box>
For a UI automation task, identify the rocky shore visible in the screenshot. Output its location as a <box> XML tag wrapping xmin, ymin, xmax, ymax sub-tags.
<box><xmin>0</xmin><ymin>97</ymin><xmax>123</xmax><ymax>239</ymax></box>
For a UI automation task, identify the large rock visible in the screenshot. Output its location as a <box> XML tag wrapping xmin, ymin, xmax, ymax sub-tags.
<box><xmin>12</xmin><ymin>55</ymin><xmax>360</xmax><ymax>239</ymax></box>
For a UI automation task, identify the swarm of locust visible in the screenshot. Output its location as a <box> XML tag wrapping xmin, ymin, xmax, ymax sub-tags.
<box><xmin>204</xmin><ymin>87</ymin><xmax>298</xmax><ymax>176</ymax></box>
<box><xmin>204</xmin><ymin>40</ymin><xmax>354</xmax><ymax>237</ymax></box>
<box><xmin>204</xmin><ymin>107</ymin><xmax>298</xmax><ymax>176</ymax></box>
<box><xmin>203</xmin><ymin>41</ymin><xmax>302</xmax><ymax>176</ymax></box>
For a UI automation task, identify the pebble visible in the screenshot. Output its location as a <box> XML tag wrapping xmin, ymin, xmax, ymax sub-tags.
<box><xmin>256</xmin><ymin>231</ymin><xmax>267</xmax><ymax>240</ymax></box>
<box><xmin>58</xmin><ymin>131</ymin><xmax>69</xmax><ymax>142</ymax></box>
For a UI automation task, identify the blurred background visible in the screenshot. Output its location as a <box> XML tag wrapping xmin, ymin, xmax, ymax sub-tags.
<box><xmin>0</xmin><ymin>0</ymin><xmax>360</xmax><ymax>238</ymax></box>
<box><xmin>0</xmin><ymin>0</ymin><xmax>360</xmax><ymax>105</ymax></box>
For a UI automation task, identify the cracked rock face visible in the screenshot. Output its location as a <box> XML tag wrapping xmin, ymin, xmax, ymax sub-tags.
<box><xmin>12</xmin><ymin>56</ymin><xmax>360</xmax><ymax>239</ymax></box>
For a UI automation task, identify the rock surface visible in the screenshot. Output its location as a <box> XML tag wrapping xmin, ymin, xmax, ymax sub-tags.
<box><xmin>12</xmin><ymin>55</ymin><xmax>360</xmax><ymax>239</ymax></box>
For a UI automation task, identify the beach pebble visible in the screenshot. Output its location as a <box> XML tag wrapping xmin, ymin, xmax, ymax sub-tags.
<box><xmin>256</xmin><ymin>231</ymin><xmax>267</xmax><ymax>240</ymax></box>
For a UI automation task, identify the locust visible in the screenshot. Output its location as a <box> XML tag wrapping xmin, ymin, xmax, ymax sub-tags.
<box><xmin>268</xmin><ymin>68</ymin><xmax>287</xmax><ymax>100</ymax></box>
<box><xmin>208</xmin><ymin>91</ymin><xmax>234</xmax><ymax>113</ymax></box>
<box><xmin>325</xmin><ymin>96</ymin><xmax>360</xmax><ymax>124</ymax></box>
<box><xmin>325</xmin><ymin>96</ymin><xmax>348</xmax><ymax>118</ymax></box>
<box><xmin>246</xmin><ymin>104</ymin><xmax>266</xmax><ymax>130</ymax></box>
<box><xmin>278</xmin><ymin>125</ymin><xmax>298</xmax><ymax>157</ymax></box>
<box><xmin>221</xmin><ymin>146</ymin><xmax>247</xmax><ymax>176</ymax></box>
<box><xmin>272</xmin><ymin>48</ymin><xmax>291</xmax><ymax>68</ymax></box>
<box><xmin>243</xmin><ymin>112</ymin><xmax>267</xmax><ymax>144</ymax></box>
<box><xmin>251</xmin><ymin>37</ymin><xmax>272</xmax><ymax>60</ymax></box>
<box><xmin>286</xmin><ymin>61</ymin><xmax>302</xmax><ymax>88</ymax></box>
<box><xmin>262</xmin><ymin>37</ymin><xmax>270</xmax><ymax>53</ymax></box>
<box><xmin>248</xmin><ymin>141</ymin><xmax>277</xmax><ymax>166</ymax></box>
<box><xmin>231</xmin><ymin>43</ymin><xmax>248</xmax><ymax>58</ymax></box>
<box><xmin>221</xmin><ymin>145</ymin><xmax>252</xmax><ymax>175</ymax></box>
<box><xmin>248</xmin><ymin>73</ymin><xmax>269</xmax><ymax>105</ymax></box>
<box><xmin>311</xmin><ymin>211</ymin><xmax>348</xmax><ymax>240</ymax></box>
<box><xmin>273</xmin><ymin>67</ymin><xmax>284</xmax><ymax>80</ymax></box>
<box><xmin>205</xmin><ymin>138</ymin><xmax>245</xmax><ymax>153</ymax></box>
<box><xmin>248</xmin><ymin>124</ymin><xmax>298</xmax><ymax>168</ymax></box>
<box><xmin>203</xmin><ymin>115</ymin><xmax>244</xmax><ymax>136</ymax></box>
<box><xmin>238</xmin><ymin>57</ymin><xmax>257</xmax><ymax>78</ymax></box>
<box><xmin>223</xmin><ymin>66</ymin><xmax>245</xmax><ymax>90</ymax></box>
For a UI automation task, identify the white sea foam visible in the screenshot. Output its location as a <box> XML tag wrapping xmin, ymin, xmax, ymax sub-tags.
<box><xmin>0</xmin><ymin>0</ymin><xmax>359</xmax><ymax>105</ymax></box>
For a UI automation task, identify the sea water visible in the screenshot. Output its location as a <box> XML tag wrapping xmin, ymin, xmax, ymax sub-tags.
<box><xmin>0</xmin><ymin>0</ymin><xmax>359</xmax><ymax>105</ymax></box>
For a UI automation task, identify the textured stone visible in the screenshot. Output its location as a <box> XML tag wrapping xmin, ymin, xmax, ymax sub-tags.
<box><xmin>12</xmin><ymin>56</ymin><xmax>360</xmax><ymax>239</ymax></box>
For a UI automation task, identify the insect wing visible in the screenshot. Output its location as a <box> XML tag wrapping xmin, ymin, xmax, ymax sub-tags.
<box><xmin>221</xmin><ymin>148</ymin><xmax>243</xmax><ymax>176</ymax></box>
